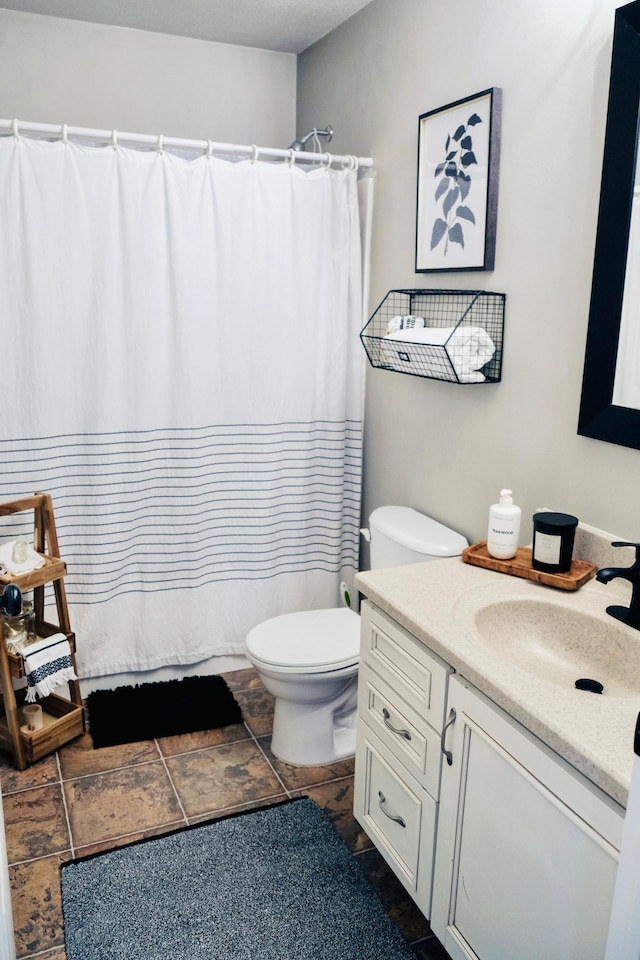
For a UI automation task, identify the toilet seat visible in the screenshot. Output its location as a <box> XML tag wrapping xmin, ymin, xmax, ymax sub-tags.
<box><xmin>246</xmin><ymin>607</ymin><xmax>360</xmax><ymax>674</ymax></box>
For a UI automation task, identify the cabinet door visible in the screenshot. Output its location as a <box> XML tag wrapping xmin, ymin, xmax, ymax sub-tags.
<box><xmin>432</xmin><ymin>678</ymin><xmax>623</xmax><ymax>960</ymax></box>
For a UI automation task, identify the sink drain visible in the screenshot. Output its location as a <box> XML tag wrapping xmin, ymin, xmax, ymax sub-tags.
<box><xmin>575</xmin><ymin>678</ymin><xmax>604</xmax><ymax>694</ymax></box>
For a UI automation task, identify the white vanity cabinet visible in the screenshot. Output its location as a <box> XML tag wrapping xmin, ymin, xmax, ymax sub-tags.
<box><xmin>431</xmin><ymin>676</ymin><xmax>624</xmax><ymax>960</ymax></box>
<box><xmin>353</xmin><ymin>600</ymin><xmax>626</xmax><ymax>960</ymax></box>
<box><xmin>353</xmin><ymin>601</ymin><xmax>452</xmax><ymax>918</ymax></box>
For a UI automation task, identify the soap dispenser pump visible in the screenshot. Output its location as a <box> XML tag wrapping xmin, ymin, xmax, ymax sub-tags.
<box><xmin>487</xmin><ymin>489</ymin><xmax>521</xmax><ymax>560</ymax></box>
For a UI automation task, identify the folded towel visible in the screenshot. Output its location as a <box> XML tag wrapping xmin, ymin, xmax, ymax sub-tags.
<box><xmin>0</xmin><ymin>539</ymin><xmax>46</xmax><ymax>576</ymax></box>
<box><xmin>385</xmin><ymin>315</ymin><xmax>426</xmax><ymax>335</ymax></box>
<box><xmin>383</xmin><ymin>325</ymin><xmax>495</xmax><ymax>382</ymax></box>
<box><xmin>22</xmin><ymin>633</ymin><xmax>77</xmax><ymax>702</ymax></box>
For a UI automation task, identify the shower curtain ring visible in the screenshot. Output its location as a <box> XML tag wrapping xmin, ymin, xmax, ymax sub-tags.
<box><xmin>111</xmin><ymin>129</ymin><xmax>118</xmax><ymax>150</ymax></box>
<box><xmin>324</xmin><ymin>152</ymin><xmax>333</xmax><ymax>169</ymax></box>
<box><xmin>287</xmin><ymin>148</ymin><xmax>296</xmax><ymax>167</ymax></box>
<box><xmin>250</xmin><ymin>144</ymin><xmax>259</xmax><ymax>163</ymax></box>
<box><xmin>61</xmin><ymin>124</ymin><xmax>68</xmax><ymax>145</ymax></box>
<box><xmin>157</xmin><ymin>134</ymin><xmax>164</xmax><ymax>154</ymax></box>
<box><xmin>347</xmin><ymin>155</ymin><xmax>358</xmax><ymax>171</ymax></box>
<box><xmin>206</xmin><ymin>140</ymin><xmax>213</xmax><ymax>159</ymax></box>
<box><xmin>11</xmin><ymin>118</ymin><xmax>19</xmax><ymax>139</ymax></box>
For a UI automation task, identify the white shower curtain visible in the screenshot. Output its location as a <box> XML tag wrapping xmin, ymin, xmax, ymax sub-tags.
<box><xmin>0</xmin><ymin>134</ymin><xmax>370</xmax><ymax>678</ymax></box>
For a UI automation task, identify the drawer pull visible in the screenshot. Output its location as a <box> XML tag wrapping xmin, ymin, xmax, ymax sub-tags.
<box><xmin>378</xmin><ymin>790</ymin><xmax>406</xmax><ymax>828</ymax></box>
<box><xmin>382</xmin><ymin>707</ymin><xmax>412</xmax><ymax>740</ymax></box>
<box><xmin>440</xmin><ymin>707</ymin><xmax>456</xmax><ymax>766</ymax></box>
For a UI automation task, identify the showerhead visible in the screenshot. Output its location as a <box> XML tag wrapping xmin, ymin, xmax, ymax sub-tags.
<box><xmin>289</xmin><ymin>125</ymin><xmax>334</xmax><ymax>152</ymax></box>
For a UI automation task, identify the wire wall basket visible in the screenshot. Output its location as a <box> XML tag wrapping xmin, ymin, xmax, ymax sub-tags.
<box><xmin>360</xmin><ymin>289</ymin><xmax>506</xmax><ymax>384</ymax></box>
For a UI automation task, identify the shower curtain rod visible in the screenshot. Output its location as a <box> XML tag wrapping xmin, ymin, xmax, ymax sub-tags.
<box><xmin>0</xmin><ymin>118</ymin><xmax>373</xmax><ymax>170</ymax></box>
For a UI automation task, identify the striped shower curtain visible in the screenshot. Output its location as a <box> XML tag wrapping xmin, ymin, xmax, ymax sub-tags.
<box><xmin>0</xmin><ymin>134</ymin><xmax>370</xmax><ymax>679</ymax></box>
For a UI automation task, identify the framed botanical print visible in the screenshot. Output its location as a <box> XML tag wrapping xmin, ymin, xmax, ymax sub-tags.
<box><xmin>416</xmin><ymin>88</ymin><xmax>502</xmax><ymax>272</ymax></box>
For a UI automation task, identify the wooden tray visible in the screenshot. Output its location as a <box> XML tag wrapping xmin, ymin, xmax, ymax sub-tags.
<box><xmin>0</xmin><ymin>553</ymin><xmax>67</xmax><ymax>590</ymax></box>
<box><xmin>0</xmin><ymin>693</ymin><xmax>84</xmax><ymax>765</ymax></box>
<box><xmin>462</xmin><ymin>541</ymin><xmax>597</xmax><ymax>590</ymax></box>
<box><xmin>18</xmin><ymin>694</ymin><xmax>84</xmax><ymax>764</ymax></box>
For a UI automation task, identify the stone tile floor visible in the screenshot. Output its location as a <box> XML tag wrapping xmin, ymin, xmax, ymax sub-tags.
<box><xmin>0</xmin><ymin>667</ymin><xmax>450</xmax><ymax>959</ymax></box>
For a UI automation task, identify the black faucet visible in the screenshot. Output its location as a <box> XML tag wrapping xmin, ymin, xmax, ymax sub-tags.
<box><xmin>596</xmin><ymin>542</ymin><xmax>640</xmax><ymax>630</ymax></box>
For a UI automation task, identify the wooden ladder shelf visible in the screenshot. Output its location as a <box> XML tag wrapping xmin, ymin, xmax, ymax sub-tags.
<box><xmin>0</xmin><ymin>494</ymin><xmax>84</xmax><ymax>769</ymax></box>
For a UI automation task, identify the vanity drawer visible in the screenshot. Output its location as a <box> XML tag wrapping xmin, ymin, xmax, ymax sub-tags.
<box><xmin>358</xmin><ymin>663</ymin><xmax>442</xmax><ymax>798</ymax></box>
<box><xmin>360</xmin><ymin>601</ymin><xmax>451</xmax><ymax>731</ymax></box>
<box><xmin>354</xmin><ymin>724</ymin><xmax>436</xmax><ymax>916</ymax></box>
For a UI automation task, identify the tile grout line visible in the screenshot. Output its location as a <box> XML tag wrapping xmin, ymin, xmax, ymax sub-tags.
<box><xmin>156</xmin><ymin>740</ymin><xmax>189</xmax><ymax>824</ymax></box>
<box><xmin>56</xmin><ymin>750</ymin><xmax>76</xmax><ymax>860</ymax></box>
<box><xmin>68</xmin><ymin>819</ymin><xmax>187</xmax><ymax>861</ymax></box>
<box><xmin>150</xmin><ymin>728</ymin><xmax>253</xmax><ymax>762</ymax></box>
<box><xmin>21</xmin><ymin>946</ymin><xmax>65</xmax><ymax>960</ymax></box>
<box><xmin>247</xmin><ymin>727</ymin><xmax>358</xmax><ymax>799</ymax></box>
<box><xmin>247</xmin><ymin>728</ymin><xmax>292</xmax><ymax>797</ymax></box>
<box><xmin>56</xmin><ymin>754</ymin><xmax>166</xmax><ymax>785</ymax></box>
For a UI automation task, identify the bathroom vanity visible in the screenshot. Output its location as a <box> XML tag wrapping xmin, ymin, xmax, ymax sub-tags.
<box><xmin>354</xmin><ymin>544</ymin><xmax>637</xmax><ymax>960</ymax></box>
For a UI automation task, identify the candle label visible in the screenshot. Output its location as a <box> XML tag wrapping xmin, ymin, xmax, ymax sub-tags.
<box><xmin>534</xmin><ymin>532</ymin><xmax>561</xmax><ymax>565</ymax></box>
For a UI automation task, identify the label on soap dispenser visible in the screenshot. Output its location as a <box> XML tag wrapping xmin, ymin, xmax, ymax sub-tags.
<box><xmin>533</xmin><ymin>532</ymin><xmax>561</xmax><ymax>565</ymax></box>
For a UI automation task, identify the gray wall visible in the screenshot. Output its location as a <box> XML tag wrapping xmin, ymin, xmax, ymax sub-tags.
<box><xmin>0</xmin><ymin>8</ymin><xmax>296</xmax><ymax>145</ymax></box>
<box><xmin>298</xmin><ymin>0</ymin><xmax>640</xmax><ymax>548</ymax></box>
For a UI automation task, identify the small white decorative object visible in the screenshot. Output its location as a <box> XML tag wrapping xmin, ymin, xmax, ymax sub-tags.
<box><xmin>12</xmin><ymin>538</ymin><xmax>28</xmax><ymax>564</ymax></box>
<box><xmin>20</xmin><ymin>704</ymin><xmax>43</xmax><ymax>732</ymax></box>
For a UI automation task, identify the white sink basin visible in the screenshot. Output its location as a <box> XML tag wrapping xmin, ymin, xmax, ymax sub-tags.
<box><xmin>455</xmin><ymin>587</ymin><xmax>640</xmax><ymax>699</ymax></box>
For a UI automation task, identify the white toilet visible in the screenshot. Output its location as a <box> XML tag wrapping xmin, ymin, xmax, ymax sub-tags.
<box><xmin>245</xmin><ymin>505</ymin><xmax>468</xmax><ymax>766</ymax></box>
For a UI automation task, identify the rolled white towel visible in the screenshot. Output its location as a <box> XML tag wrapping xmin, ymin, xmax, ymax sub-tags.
<box><xmin>383</xmin><ymin>325</ymin><xmax>495</xmax><ymax>382</ymax></box>
<box><xmin>385</xmin><ymin>315</ymin><xmax>426</xmax><ymax>335</ymax></box>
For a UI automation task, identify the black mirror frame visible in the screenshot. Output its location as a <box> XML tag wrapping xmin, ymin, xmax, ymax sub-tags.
<box><xmin>578</xmin><ymin>1</ymin><xmax>640</xmax><ymax>450</ymax></box>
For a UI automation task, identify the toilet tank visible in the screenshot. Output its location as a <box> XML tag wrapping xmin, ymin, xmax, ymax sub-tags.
<box><xmin>368</xmin><ymin>505</ymin><xmax>468</xmax><ymax>568</ymax></box>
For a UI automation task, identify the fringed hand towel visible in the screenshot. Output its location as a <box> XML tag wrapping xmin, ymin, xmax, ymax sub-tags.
<box><xmin>23</xmin><ymin>633</ymin><xmax>77</xmax><ymax>702</ymax></box>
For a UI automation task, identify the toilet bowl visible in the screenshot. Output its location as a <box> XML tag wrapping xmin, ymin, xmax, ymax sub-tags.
<box><xmin>245</xmin><ymin>505</ymin><xmax>468</xmax><ymax>767</ymax></box>
<box><xmin>246</xmin><ymin>607</ymin><xmax>360</xmax><ymax>766</ymax></box>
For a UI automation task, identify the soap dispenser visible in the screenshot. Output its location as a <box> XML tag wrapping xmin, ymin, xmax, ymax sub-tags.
<box><xmin>487</xmin><ymin>489</ymin><xmax>521</xmax><ymax>560</ymax></box>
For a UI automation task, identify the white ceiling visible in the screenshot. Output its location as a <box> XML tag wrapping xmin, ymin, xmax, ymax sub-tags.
<box><xmin>0</xmin><ymin>0</ymin><xmax>374</xmax><ymax>54</ymax></box>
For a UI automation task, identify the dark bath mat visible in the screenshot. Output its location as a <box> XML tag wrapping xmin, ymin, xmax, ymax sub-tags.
<box><xmin>61</xmin><ymin>797</ymin><xmax>415</xmax><ymax>960</ymax></box>
<box><xmin>86</xmin><ymin>674</ymin><xmax>243</xmax><ymax>748</ymax></box>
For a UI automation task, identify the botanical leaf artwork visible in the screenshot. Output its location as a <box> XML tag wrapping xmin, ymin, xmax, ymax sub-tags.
<box><xmin>431</xmin><ymin>112</ymin><xmax>482</xmax><ymax>254</ymax></box>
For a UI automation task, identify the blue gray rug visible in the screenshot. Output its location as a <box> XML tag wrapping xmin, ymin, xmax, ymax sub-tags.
<box><xmin>61</xmin><ymin>797</ymin><xmax>415</xmax><ymax>960</ymax></box>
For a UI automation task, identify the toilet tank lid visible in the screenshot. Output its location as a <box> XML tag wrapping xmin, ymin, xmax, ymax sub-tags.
<box><xmin>368</xmin><ymin>505</ymin><xmax>468</xmax><ymax>557</ymax></box>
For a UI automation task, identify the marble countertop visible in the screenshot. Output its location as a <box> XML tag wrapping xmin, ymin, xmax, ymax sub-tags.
<box><xmin>355</xmin><ymin>556</ymin><xmax>640</xmax><ymax>808</ymax></box>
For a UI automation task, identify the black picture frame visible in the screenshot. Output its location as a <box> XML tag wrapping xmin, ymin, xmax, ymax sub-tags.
<box><xmin>415</xmin><ymin>88</ymin><xmax>502</xmax><ymax>273</ymax></box>
<box><xmin>578</xmin><ymin>1</ymin><xmax>640</xmax><ymax>450</ymax></box>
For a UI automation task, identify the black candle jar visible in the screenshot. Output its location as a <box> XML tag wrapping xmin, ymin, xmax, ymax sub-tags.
<box><xmin>532</xmin><ymin>512</ymin><xmax>579</xmax><ymax>574</ymax></box>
